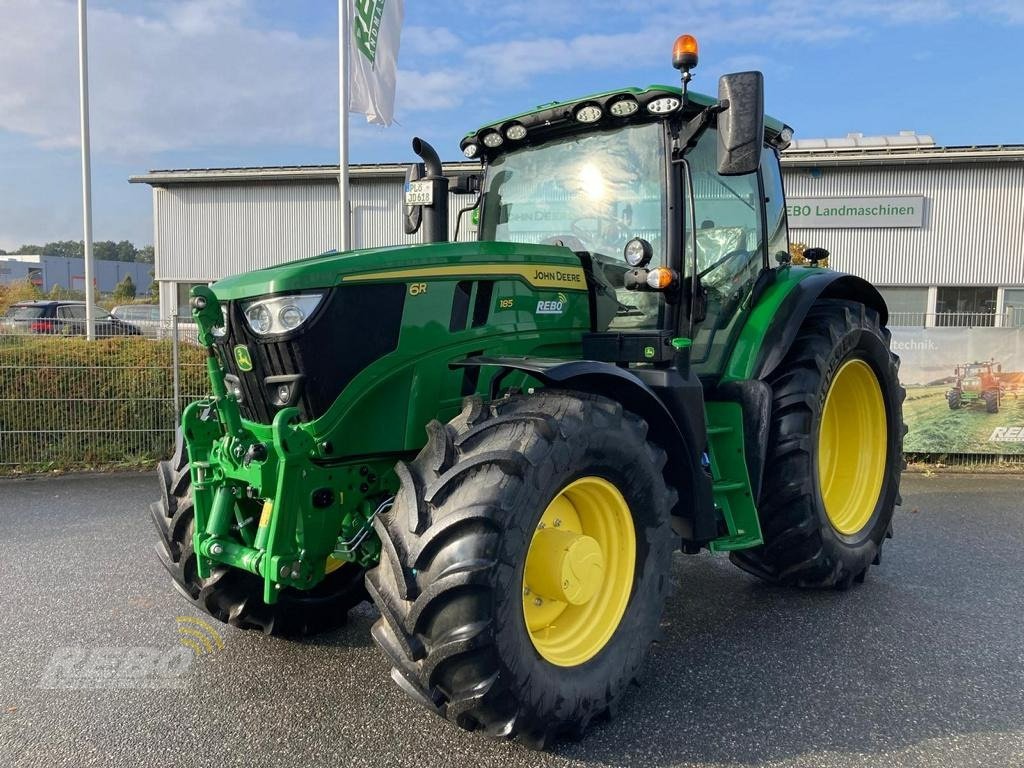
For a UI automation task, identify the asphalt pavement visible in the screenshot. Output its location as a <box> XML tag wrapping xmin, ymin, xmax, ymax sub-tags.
<box><xmin>0</xmin><ymin>471</ymin><xmax>1021</xmax><ymax>768</ymax></box>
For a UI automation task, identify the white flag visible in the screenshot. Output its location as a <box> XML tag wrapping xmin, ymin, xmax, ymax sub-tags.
<box><xmin>349</xmin><ymin>0</ymin><xmax>404</xmax><ymax>126</ymax></box>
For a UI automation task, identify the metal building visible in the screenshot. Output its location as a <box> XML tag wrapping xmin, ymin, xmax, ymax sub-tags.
<box><xmin>0</xmin><ymin>253</ymin><xmax>152</xmax><ymax>295</ymax></box>
<box><xmin>131</xmin><ymin>136</ymin><xmax>1024</xmax><ymax>327</ymax></box>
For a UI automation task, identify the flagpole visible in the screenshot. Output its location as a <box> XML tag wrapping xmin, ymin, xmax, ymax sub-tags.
<box><xmin>78</xmin><ymin>0</ymin><xmax>97</xmax><ymax>340</ymax></box>
<box><xmin>338</xmin><ymin>0</ymin><xmax>351</xmax><ymax>251</ymax></box>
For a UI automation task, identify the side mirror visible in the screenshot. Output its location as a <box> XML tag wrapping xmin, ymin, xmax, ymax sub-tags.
<box><xmin>403</xmin><ymin>162</ymin><xmax>425</xmax><ymax>235</ymax></box>
<box><xmin>450</xmin><ymin>173</ymin><xmax>481</xmax><ymax>195</ymax></box>
<box><xmin>716</xmin><ymin>71</ymin><xmax>764</xmax><ymax>176</ymax></box>
<box><xmin>803</xmin><ymin>247</ymin><xmax>829</xmax><ymax>265</ymax></box>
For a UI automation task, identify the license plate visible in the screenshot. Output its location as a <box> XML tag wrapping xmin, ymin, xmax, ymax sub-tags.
<box><xmin>404</xmin><ymin>180</ymin><xmax>433</xmax><ymax>206</ymax></box>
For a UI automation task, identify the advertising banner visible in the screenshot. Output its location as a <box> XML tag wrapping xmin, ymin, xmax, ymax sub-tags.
<box><xmin>786</xmin><ymin>196</ymin><xmax>925</xmax><ymax>228</ymax></box>
<box><xmin>891</xmin><ymin>327</ymin><xmax>1024</xmax><ymax>454</ymax></box>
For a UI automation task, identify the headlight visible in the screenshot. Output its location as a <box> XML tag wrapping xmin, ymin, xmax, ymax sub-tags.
<box><xmin>624</xmin><ymin>237</ymin><xmax>653</xmax><ymax>268</ymax></box>
<box><xmin>609</xmin><ymin>96</ymin><xmax>639</xmax><ymax>117</ymax></box>
<box><xmin>504</xmin><ymin>122</ymin><xmax>527</xmax><ymax>141</ymax></box>
<box><xmin>574</xmin><ymin>103</ymin><xmax>603</xmax><ymax>123</ymax></box>
<box><xmin>646</xmin><ymin>96</ymin><xmax>681</xmax><ymax>114</ymax></box>
<box><xmin>481</xmin><ymin>131</ymin><xmax>503</xmax><ymax>148</ymax></box>
<box><xmin>242</xmin><ymin>293</ymin><xmax>324</xmax><ymax>336</ymax></box>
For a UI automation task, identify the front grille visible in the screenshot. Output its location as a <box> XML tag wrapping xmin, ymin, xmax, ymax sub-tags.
<box><xmin>217</xmin><ymin>284</ymin><xmax>406</xmax><ymax>424</ymax></box>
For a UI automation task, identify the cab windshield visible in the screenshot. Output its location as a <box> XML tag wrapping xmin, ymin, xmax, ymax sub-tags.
<box><xmin>479</xmin><ymin>122</ymin><xmax>668</xmax><ymax>328</ymax></box>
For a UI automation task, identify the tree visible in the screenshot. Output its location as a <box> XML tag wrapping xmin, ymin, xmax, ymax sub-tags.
<box><xmin>113</xmin><ymin>274</ymin><xmax>137</xmax><ymax>302</ymax></box>
<box><xmin>115</xmin><ymin>240</ymin><xmax>137</xmax><ymax>262</ymax></box>
<box><xmin>38</xmin><ymin>240</ymin><xmax>83</xmax><ymax>258</ymax></box>
<box><xmin>15</xmin><ymin>244</ymin><xmax>44</xmax><ymax>255</ymax></box>
<box><xmin>136</xmin><ymin>245</ymin><xmax>155</xmax><ymax>264</ymax></box>
<box><xmin>93</xmin><ymin>241</ymin><xmax>118</xmax><ymax>261</ymax></box>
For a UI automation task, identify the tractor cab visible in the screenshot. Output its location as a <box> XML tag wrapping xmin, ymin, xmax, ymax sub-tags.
<box><xmin>455</xmin><ymin>56</ymin><xmax>793</xmax><ymax>380</ymax></box>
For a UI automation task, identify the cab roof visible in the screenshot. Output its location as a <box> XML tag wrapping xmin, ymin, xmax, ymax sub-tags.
<box><xmin>462</xmin><ymin>84</ymin><xmax>788</xmax><ymax>161</ymax></box>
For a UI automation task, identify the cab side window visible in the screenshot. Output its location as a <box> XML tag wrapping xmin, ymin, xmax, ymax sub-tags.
<box><xmin>761</xmin><ymin>146</ymin><xmax>789</xmax><ymax>264</ymax></box>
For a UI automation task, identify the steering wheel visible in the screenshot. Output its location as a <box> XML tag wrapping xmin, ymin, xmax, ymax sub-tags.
<box><xmin>698</xmin><ymin>248</ymin><xmax>750</xmax><ymax>280</ymax></box>
<box><xmin>571</xmin><ymin>215</ymin><xmax>630</xmax><ymax>245</ymax></box>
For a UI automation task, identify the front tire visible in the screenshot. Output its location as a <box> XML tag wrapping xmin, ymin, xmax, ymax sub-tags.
<box><xmin>150</xmin><ymin>432</ymin><xmax>368</xmax><ymax>636</ymax></box>
<box><xmin>366</xmin><ymin>392</ymin><xmax>675</xmax><ymax>747</ymax></box>
<box><xmin>731</xmin><ymin>299</ymin><xmax>905</xmax><ymax>588</ymax></box>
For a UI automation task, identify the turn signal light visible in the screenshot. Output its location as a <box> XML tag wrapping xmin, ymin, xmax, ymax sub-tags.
<box><xmin>646</xmin><ymin>268</ymin><xmax>678</xmax><ymax>290</ymax></box>
<box><xmin>673</xmin><ymin>34</ymin><xmax>699</xmax><ymax>71</ymax></box>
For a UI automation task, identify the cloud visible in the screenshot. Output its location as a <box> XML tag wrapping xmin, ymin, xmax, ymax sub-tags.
<box><xmin>0</xmin><ymin>0</ymin><xmax>1020</xmax><ymax>162</ymax></box>
<box><xmin>402</xmin><ymin>26</ymin><xmax>462</xmax><ymax>56</ymax></box>
<box><xmin>0</xmin><ymin>0</ymin><xmax>347</xmax><ymax>156</ymax></box>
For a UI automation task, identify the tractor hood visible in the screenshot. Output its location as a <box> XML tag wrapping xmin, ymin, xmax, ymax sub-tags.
<box><xmin>211</xmin><ymin>241</ymin><xmax>585</xmax><ymax>301</ymax></box>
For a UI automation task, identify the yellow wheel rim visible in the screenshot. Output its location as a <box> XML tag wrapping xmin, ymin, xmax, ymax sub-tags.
<box><xmin>818</xmin><ymin>359</ymin><xmax>888</xmax><ymax>535</ymax></box>
<box><xmin>522</xmin><ymin>477</ymin><xmax>636</xmax><ymax>667</ymax></box>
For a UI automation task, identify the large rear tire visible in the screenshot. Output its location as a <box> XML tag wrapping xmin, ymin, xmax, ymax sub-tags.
<box><xmin>731</xmin><ymin>299</ymin><xmax>905</xmax><ymax>588</ymax></box>
<box><xmin>366</xmin><ymin>392</ymin><xmax>675</xmax><ymax>747</ymax></box>
<box><xmin>150</xmin><ymin>432</ymin><xmax>368</xmax><ymax>636</ymax></box>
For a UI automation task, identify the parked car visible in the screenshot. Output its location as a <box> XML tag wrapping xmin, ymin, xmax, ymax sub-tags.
<box><xmin>1</xmin><ymin>301</ymin><xmax>143</xmax><ymax>337</ymax></box>
<box><xmin>111</xmin><ymin>303</ymin><xmax>163</xmax><ymax>339</ymax></box>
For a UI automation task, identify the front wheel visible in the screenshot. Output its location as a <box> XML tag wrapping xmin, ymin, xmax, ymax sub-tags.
<box><xmin>150</xmin><ymin>433</ymin><xmax>368</xmax><ymax>636</ymax></box>
<box><xmin>731</xmin><ymin>299</ymin><xmax>905</xmax><ymax>588</ymax></box>
<box><xmin>366</xmin><ymin>392</ymin><xmax>675</xmax><ymax>747</ymax></box>
<box><xmin>983</xmin><ymin>391</ymin><xmax>999</xmax><ymax>413</ymax></box>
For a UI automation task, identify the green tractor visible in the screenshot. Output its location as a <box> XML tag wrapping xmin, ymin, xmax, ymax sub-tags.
<box><xmin>152</xmin><ymin>37</ymin><xmax>904</xmax><ymax>747</ymax></box>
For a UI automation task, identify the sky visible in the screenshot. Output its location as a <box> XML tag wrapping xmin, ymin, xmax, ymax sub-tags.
<box><xmin>0</xmin><ymin>0</ymin><xmax>1022</xmax><ymax>251</ymax></box>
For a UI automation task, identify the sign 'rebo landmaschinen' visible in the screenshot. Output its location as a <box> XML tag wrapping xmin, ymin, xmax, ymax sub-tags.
<box><xmin>787</xmin><ymin>196</ymin><xmax>925</xmax><ymax>228</ymax></box>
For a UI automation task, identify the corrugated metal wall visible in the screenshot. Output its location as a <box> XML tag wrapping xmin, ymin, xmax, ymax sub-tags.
<box><xmin>782</xmin><ymin>162</ymin><xmax>1024</xmax><ymax>286</ymax></box>
<box><xmin>154</xmin><ymin>179</ymin><xmax>477</xmax><ymax>282</ymax></box>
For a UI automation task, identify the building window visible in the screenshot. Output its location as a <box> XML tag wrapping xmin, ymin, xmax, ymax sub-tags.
<box><xmin>1003</xmin><ymin>288</ymin><xmax>1024</xmax><ymax>328</ymax></box>
<box><xmin>935</xmin><ymin>286</ymin><xmax>997</xmax><ymax>327</ymax></box>
<box><xmin>877</xmin><ymin>287</ymin><xmax>928</xmax><ymax>326</ymax></box>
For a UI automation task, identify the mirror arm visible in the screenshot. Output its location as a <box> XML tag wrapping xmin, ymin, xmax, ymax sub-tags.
<box><xmin>672</xmin><ymin>102</ymin><xmax>726</xmax><ymax>161</ymax></box>
<box><xmin>452</xmin><ymin>196</ymin><xmax>481</xmax><ymax>243</ymax></box>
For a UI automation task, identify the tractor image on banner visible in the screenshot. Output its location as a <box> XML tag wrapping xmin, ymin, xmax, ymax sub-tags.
<box><xmin>151</xmin><ymin>36</ymin><xmax>906</xmax><ymax>747</ymax></box>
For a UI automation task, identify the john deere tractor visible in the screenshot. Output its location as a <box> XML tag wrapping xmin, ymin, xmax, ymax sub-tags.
<box><xmin>152</xmin><ymin>36</ymin><xmax>904</xmax><ymax>747</ymax></box>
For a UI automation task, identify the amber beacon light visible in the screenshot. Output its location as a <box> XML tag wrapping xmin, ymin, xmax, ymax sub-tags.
<box><xmin>672</xmin><ymin>34</ymin><xmax>699</xmax><ymax>71</ymax></box>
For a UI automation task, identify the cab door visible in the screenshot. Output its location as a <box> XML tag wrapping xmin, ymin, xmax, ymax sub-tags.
<box><xmin>685</xmin><ymin>133</ymin><xmax>787</xmax><ymax>378</ymax></box>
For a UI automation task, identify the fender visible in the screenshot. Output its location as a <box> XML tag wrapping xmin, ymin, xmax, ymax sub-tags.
<box><xmin>722</xmin><ymin>268</ymin><xmax>888</xmax><ymax>384</ymax></box>
<box><xmin>715</xmin><ymin>268</ymin><xmax>888</xmax><ymax>502</ymax></box>
<box><xmin>453</xmin><ymin>356</ymin><xmax>718</xmax><ymax>544</ymax></box>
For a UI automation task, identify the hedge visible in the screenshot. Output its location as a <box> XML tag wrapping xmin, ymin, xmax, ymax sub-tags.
<box><xmin>0</xmin><ymin>334</ymin><xmax>207</xmax><ymax>473</ymax></box>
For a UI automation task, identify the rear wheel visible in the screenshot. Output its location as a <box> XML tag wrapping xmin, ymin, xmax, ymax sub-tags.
<box><xmin>150</xmin><ymin>432</ymin><xmax>367</xmax><ymax>636</ymax></box>
<box><xmin>983</xmin><ymin>391</ymin><xmax>999</xmax><ymax>413</ymax></box>
<box><xmin>731</xmin><ymin>299</ymin><xmax>905</xmax><ymax>588</ymax></box>
<box><xmin>366</xmin><ymin>392</ymin><xmax>675</xmax><ymax>747</ymax></box>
